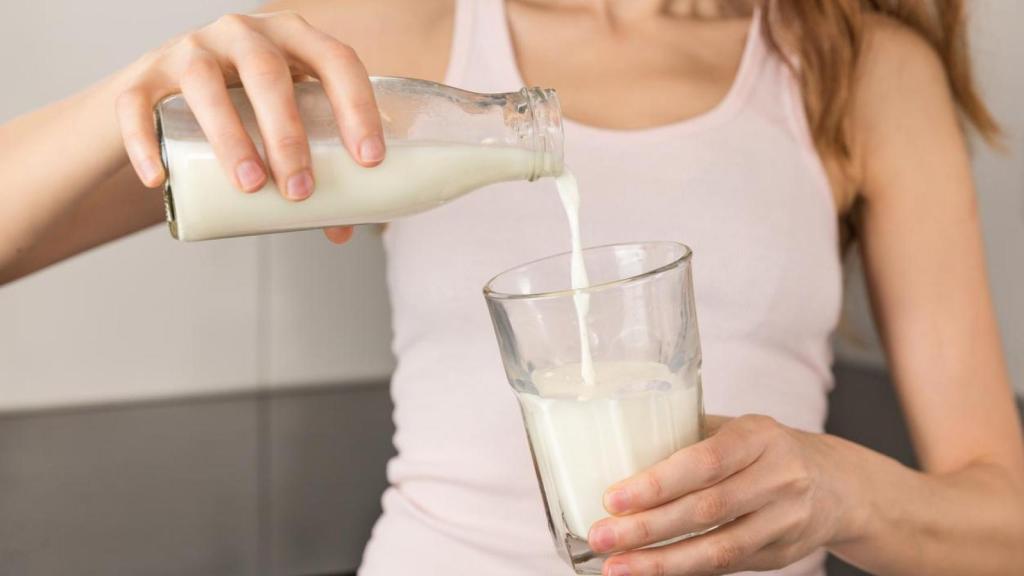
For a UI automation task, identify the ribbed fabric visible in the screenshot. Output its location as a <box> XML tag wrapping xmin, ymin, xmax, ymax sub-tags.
<box><xmin>362</xmin><ymin>1</ymin><xmax>840</xmax><ymax>573</ymax></box>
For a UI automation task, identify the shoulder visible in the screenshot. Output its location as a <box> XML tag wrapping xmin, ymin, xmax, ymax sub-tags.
<box><xmin>257</xmin><ymin>0</ymin><xmax>454</xmax><ymax>80</ymax></box>
<box><xmin>855</xmin><ymin>14</ymin><xmax>950</xmax><ymax>107</ymax></box>
<box><xmin>848</xmin><ymin>14</ymin><xmax>963</xmax><ymax>197</ymax></box>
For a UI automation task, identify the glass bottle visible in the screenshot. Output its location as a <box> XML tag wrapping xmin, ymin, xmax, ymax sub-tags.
<box><xmin>156</xmin><ymin>77</ymin><xmax>563</xmax><ymax>241</ymax></box>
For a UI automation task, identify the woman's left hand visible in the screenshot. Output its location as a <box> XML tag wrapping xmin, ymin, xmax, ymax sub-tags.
<box><xmin>588</xmin><ymin>414</ymin><xmax>867</xmax><ymax>576</ymax></box>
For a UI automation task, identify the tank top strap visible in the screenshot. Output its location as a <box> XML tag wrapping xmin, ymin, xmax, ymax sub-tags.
<box><xmin>739</xmin><ymin>11</ymin><xmax>830</xmax><ymax>192</ymax></box>
<box><xmin>445</xmin><ymin>0</ymin><xmax>532</xmax><ymax>92</ymax></box>
<box><xmin>443</xmin><ymin>0</ymin><xmax>475</xmax><ymax>86</ymax></box>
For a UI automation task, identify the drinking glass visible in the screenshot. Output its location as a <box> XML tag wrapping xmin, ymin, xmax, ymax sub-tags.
<box><xmin>483</xmin><ymin>242</ymin><xmax>705</xmax><ymax>575</ymax></box>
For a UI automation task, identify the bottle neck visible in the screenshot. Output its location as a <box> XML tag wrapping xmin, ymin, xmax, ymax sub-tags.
<box><xmin>519</xmin><ymin>87</ymin><xmax>564</xmax><ymax>180</ymax></box>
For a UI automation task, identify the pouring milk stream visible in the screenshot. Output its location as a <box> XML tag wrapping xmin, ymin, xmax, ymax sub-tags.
<box><xmin>555</xmin><ymin>169</ymin><xmax>597</xmax><ymax>388</ymax></box>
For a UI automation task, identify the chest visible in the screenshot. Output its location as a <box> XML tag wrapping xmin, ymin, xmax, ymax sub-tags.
<box><xmin>507</xmin><ymin>3</ymin><xmax>752</xmax><ymax>131</ymax></box>
<box><xmin>384</xmin><ymin>120</ymin><xmax>842</xmax><ymax>352</ymax></box>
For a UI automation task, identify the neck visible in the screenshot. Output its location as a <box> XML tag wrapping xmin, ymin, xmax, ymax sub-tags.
<box><xmin>594</xmin><ymin>0</ymin><xmax>668</xmax><ymax>21</ymax></box>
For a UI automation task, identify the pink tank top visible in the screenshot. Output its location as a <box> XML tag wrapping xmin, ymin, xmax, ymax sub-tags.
<box><xmin>361</xmin><ymin>1</ymin><xmax>841</xmax><ymax>574</ymax></box>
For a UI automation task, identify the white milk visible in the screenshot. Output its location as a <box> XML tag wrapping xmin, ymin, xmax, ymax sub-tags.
<box><xmin>164</xmin><ymin>140</ymin><xmax>540</xmax><ymax>241</ymax></box>
<box><xmin>554</xmin><ymin>170</ymin><xmax>596</xmax><ymax>388</ymax></box>
<box><xmin>520</xmin><ymin>361</ymin><xmax>702</xmax><ymax>539</ymax></box>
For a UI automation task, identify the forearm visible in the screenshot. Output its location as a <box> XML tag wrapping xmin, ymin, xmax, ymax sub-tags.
<box><xmin>0</xmin><ymin>164</ymin><xmax>165</xmax><ymax>285</ymax></box>
<box><xmin>0</xmin><ymin>59</ymin><xmax>160</xmax><ymax>280</ymax></box>
<box><xmin>828</xmin><ymin>435</ymin><xmax>1024</xmax><ymax>575</ymax></box>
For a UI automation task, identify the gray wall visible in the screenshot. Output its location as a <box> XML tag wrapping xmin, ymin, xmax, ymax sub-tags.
<box><xmin>970</xmin><ymin>2</ymin><xmax>1024</xmax><ymax>393</ymax></box>
<box><xmin>0</xmin><ymin>1</ymin><xmax>1021</xmax><ymax>409</ymax></box>
<box><xmin>0</xmin><ymin>382</ymin><xmax>397</xmax><ymax>575</ymax></box>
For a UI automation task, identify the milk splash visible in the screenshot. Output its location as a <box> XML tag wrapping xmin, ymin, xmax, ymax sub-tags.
<box><xmin>555</xmin><ymin>170</ymin><xmax>596</xmax><ymax>388</ymax></box>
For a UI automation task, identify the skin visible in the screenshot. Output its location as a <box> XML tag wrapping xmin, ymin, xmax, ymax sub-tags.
<box><xmin>0</xmin><ymin>0</ymin><xmax>1021</xmax><ymax>574</ymax></box>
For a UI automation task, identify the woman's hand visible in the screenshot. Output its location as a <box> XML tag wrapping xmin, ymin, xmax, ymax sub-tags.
<box><xmin>116</xmin><ymin>11</ymin><xmax>382</xmax><ymax>244</ymax></box>
<box><xmin>589</xmin><ymin>415</ymin><xmax>867</xmax><ymax>576</ymax></box>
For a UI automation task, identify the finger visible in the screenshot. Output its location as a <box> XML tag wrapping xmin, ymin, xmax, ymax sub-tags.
<box><xmin>115</xmin><ymin>86</ymin><xmax>164</xmax><ymax>187</ymax></box>
<box><xmin>605</xmin><ymin>415</ymin><xmax>771</xmax><ymax>515</ymax></box>
<box><xmin>323</xmin><ymin>226</ymin><xmax>354</xmax><ymax>244</ymax></box>
<box><xmin>603</xmin><ymin>504</ymin><xmax>789</xmax><ymax>576</ymax></box>
<box><xmin>179</xmin><ymin>49</ymin><xmax>267</xmax><ymax>192</ymax></box>
<box><xmin>266</xmin><ymin>19</ymin><xmax>385</xmax><ymax>166</ymax></box>
<box><xmin>590</xmin><ymin>459</ymin><xmax>779</xmax><ymax>554</ymax></box>
<box><xmin>228</xmin><ymin>28</ymin><xmax>313</xmax><ymax>201</ymax></box>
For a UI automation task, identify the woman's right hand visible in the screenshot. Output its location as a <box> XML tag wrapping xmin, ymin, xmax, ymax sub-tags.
<box><xmin>116</xmin><ymin>11</ymin><xmax>384</xmax><ymax>243</ymax></box>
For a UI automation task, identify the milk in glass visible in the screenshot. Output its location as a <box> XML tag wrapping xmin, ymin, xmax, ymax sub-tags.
<box><xmin>520</xmin><ymin>361</ymin><xmax>702</xmax><ymax>540</ymax></box>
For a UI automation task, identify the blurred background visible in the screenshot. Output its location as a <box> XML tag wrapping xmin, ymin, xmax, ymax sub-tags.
<box><xmin>0</xmin><ymin>1</ymin><xmax>1021</xmax><ymax>575</ymax></box>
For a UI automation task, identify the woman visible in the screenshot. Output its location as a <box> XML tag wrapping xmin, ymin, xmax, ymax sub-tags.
<box><xmin>1</xmin><ymin>0</ymin><xmax>1022</xmax><ymax>574</ymax></box>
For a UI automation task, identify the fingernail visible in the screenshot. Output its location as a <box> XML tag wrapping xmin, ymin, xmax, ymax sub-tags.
<box><xmin>605</xmin><ymin>489</ymin><xmax>630</xmax><ymax>514</ymax></box>
<box><xmin>286</xmin><ymin>170</ymin><xmax>314</xmax><ymax>200</ymax></box>
<box><xmin>606</xmin><ymin>562</ymin><xmax>631</xmax><ymax>576</ymax></box>
<box><xmin>589</xmin><ymin>525</ymin><xmax>616</xmax><ymax>552</ymax></box>
<box><xmin>139</xmin><ymin>158</ymin><xmax>162</xmax><ymax>185</ymax></box>
<box><xmin>324</xmin><ymin>226</ymin><xmax>354</xmax><ymax>244</ymax></box>
<box><xmin>359</xmin><ymin>134</ymin><xmax>385</xmax><ymax>164</ymax></box>
<box><xmin>236</xmin><ymin>160</ymin><xmax>266</xmax><ymax>191</ymax></box>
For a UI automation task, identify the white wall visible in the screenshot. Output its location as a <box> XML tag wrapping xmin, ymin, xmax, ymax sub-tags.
<box><xmin>836</xmin><ymin>2</ymin><xmax>1024</xmax><ymax>397</ymax></box>
<box><xmin>0</xmin><ymin>0</ymin><xmax>395</xmax><ymax>412</ymax></box>
<box><xmin>971</xmin><ymin>2</ymin><xmax>1024</xmax><ymax>395</ymax></box>
<box><xmin>1</xmin><ymin>2</ymin><xmax>1021</xmax><ymax>411</ymax></box>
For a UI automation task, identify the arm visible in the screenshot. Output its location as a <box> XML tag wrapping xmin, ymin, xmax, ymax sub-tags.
<box><xmin>0</xmin><ymin>9</ymin><xmax>384</xmax><ymax>285</ymax></box>
<box><xmin>0</xmin><ymin>0</ymin><xmax>451</xmax><ymax>285</ymax></box>
<box><xmin>577</xmin><ymin>17</ymin><xmax>1024</xmax><ymax>576</ymax></box>
<box><xmin>0</xmin><ymin>65</ymin><xmax>163</xmax><ymax>285</ymax></box>
<box><xmin>827</xmin><ymin>16</ymin><xmax>1024</xmax><ymax>575</ymax></box>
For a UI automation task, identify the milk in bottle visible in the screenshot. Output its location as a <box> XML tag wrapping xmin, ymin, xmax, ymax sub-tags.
<box><xmin>156</xmin><ymin>78</ymin><xmax>563</xmax><ymax>240</ymax></box>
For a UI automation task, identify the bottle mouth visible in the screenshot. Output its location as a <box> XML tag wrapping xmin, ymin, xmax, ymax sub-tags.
<box><xmin>154</xmin><ymin>106</ymin><xmax>180</xmax><ymax>240</ymax></box>
<box><xmin>523</xmin><ymin>87</ymin><xmax>564</xmax><ymax>180</ymax></box>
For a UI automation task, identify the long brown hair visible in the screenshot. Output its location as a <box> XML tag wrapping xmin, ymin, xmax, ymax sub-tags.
<box><xmin>760</xmin><ymin>0</ymin><xmax>999</xmax><ymax>180</ymax></box>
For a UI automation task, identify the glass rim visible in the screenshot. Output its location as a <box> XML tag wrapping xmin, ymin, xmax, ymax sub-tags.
<box><xmin>483</xmin><ymin>241</ymin><xmax>692</xmax><ymax>302</ymax></box>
